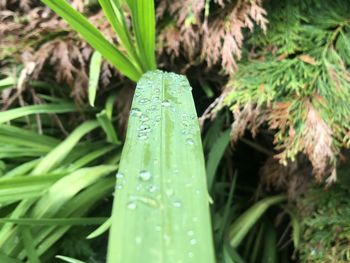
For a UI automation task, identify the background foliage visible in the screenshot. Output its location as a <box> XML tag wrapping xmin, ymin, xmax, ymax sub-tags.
<box><xmin>1</xmin><ymin>0</ymin><xmax>350</xmax><ymax>262</ymax></box>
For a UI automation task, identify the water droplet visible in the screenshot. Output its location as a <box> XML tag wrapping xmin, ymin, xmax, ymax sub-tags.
<box><xmin>161</xmin><ymin>100</ymin><xmax>171</xmax><ymax>107</ymax></box>
<box><xmin>155</xmin><ymin>225</ymin><xmax>161</xmax><ymax>232</ymax></box>
<box><xmin>190</xmin><ymin>239</ymin><xmax>197</xmax><ymax>245</ymax></box>
<box><xmin>131</xmin><ymin>108</ymin><xmax>142</xmax><ymax>117</ymax></box>
<box><xmin>116</xmin><ymin>172</ymin><xmax>124</xmax><ymax>179</ymax></box>
<box><xmin>185</xmin><ymin>138</ymin><xmax>195</xmax><ymax>145</ymax></box>
<box><xmin>127</xmin><ymin>202</ymin><xmax>136</xmax><ymax>210</ymax></box>
<box><xmin>138</xmin><ymin>124</ymin><xmax>151</xmax><ymax>133</ymax></box>
<box><xmin>192</xmin><ymin>217</ymin><xmax>198</xmax><ymax>222</ymax></box>
<box><xmin>139</xmin><ymin>170</ymin><xmax>152</xmax><ymax>181</ymax></box>
<box><xmin>139</xmin><ymin>98</ymin><xmax>150</xmax><ymax>104</ymax></box>
<box><xmin>148</xmin><ymin>185</ymin><xmax>157</xmax><ymax>192</ymax></box>
<box><xmin>138</xmin><ymin>133</ymin><xmax>148</xmax><ymax>140</ymax></box>
<box><xmin>135</xmin><ymin>236</ymin><xmax>142</xmax><ymax>244</ymax></box>
<box><xmin>188</xmin><ymin>252</ymin><xmax>194</xmax><ymax>258</ymax></box>
<box><xmin>172</xmin><ymin>201</ymin><xmax>182</xmax><ymax>208</ymax></box>
<box><xmin>140</xmin><ymin>114</ymin><xmax>150</xmax><ymax>122</ymax></box>
<box><xmin>116</xmin><ymin>184</ymin><xmax>123</xmax><ymax>190</ymax></box>
<box><xmin>153</xmin><ymin>159</ymin><xmax>159</xmax><ymax>165</ymax></box>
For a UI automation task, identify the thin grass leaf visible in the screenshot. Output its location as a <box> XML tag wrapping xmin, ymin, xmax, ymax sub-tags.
<box><xmin>223</xmin><ymin>243</ymin><xmax>246</xmax><ymax>263</ymax></box>
<box><xmin>31</xmin><ymin>178</ymin><xmax>115</xmax><ymax>257</ymax></box>
<box><xmin>98</xmin><ymin>0</ymin><xmax>140</xmax><ymax>67</ymax></box>
<box><xmin>108</xmin><ymin>70</ymin><xmax>215</xmax><ymax>263</ymax></box>
<box><xmin>41</xmin><ymin>0</ymin><xmax>142</xmax><ymax>81</ymax></box>
<box><xmin>262</xmin><ymin>221</ymin><xmax>277</xmax><ymax>263</ymax></box>
<box><xmin>0</xmin><ymin>253</ymin><xmax>22</xmax><ymax>263</ymax></box>
<box><xmin>88</xmin><ymin>51</ymin><xmax>102</xmax><ymax>107</ymax></box>
<box><xmin>250</xmin><ymin>223</ymin><xmax>264</xmax><ymax>262</ymax></box>
<box><xmin>206</xmin><ymin>129</ymin><xmax>231</xmax><ymax>189</ymax></box>
<box><xmin>32</xmin><ymin>165</ymin><xmax>117</xmax><ymax>217</ymax></box>
<box><xmin>87</xmin><ymin>217</ymin><xmax>111</xmax><ymax>239</ymax></box>
<box><xmin>217</xmin><ymin>172</ymin><xmax>237</xmax><ymax>242</ymax></box>
<box><xmin>97</xmin><ymin>110</ymin><xmax>120</xmax><ymax>144</ymax></box>
<box><xmin>0</xmin><ymin>218</ymin><xmax>107</xmax><ymax>226</ymax></box>
<box><xmin>126</xmin><ymin>0</ymin><xmax>156</xmax><ymax>70</ymax></box>
<box><xmin>228</xmin><ymin>195</ymin><xmax>286</xmax><ymax>248</ymax></box>
<box><xmin>0</xmin><ymin>174</ymin><xmax>63</xmax><ymax>203</ymax></box>
<box><xmin>20</xmin><ymin>227</ymin><xmax>41</xmax><ymax>263</ymax></box>
<box><xmin>285</xmin><ymin>208</ymin><xmax>301</xmax><ymax>249</ymax></box>
<box><xmin>56</xmin><ymin>255</ymin><xmax>86</xmax><ymax>263</ymax></box>
<box><xmin>32</xmin><ymin>121</ymin><xmax>100</xmax><ymax>175</ymax></box>
<box><xmin>0</xmin><ymin>76</ymin><xmax>16</xmax><ymax>90</ymax></box>
<box><xmin>0</xmin><ymin>103</ymin><xmax>76</xmax><ymax>124</ymax></box>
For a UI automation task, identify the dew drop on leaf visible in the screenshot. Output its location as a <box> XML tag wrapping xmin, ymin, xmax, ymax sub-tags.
<box><xmin>172</xmin><ymin>201</ymin><xmax>182</xmax><ymax>208</ymax></box>
<box><xmin>185</xmin><ymin>138</ymin><xmax>195</xmax><ymax>145</ymax></box>
<box><xmin>161</xmin><ymin>100</ymin><xmax>171</xmax><ymax>107</ymax></box>
<box><xmin>139</xmin><ymin>170</ymin><xmax>152</xmax><ymax>181</ymax></box>
<box><xmin>127</xmin><ymin>202</ymin><xmax>136</xmax><ymax>210</ymax></box>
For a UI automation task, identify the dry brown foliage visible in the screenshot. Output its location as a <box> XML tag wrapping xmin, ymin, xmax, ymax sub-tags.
<box><xmin>0</xmin><ymin>0</ymin><xmax>116</xmax><ymax>104</ymax></box>
<box><xmin>157</xmin><ymin>0</ymin><xmax>267</xmax><ymax>74</ymax></box>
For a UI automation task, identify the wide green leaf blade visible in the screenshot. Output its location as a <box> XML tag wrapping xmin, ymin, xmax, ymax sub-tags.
<box><xmin>108</xmin><ymin>70</ymin><xmax>215</xmax><ymax>263</ymax></box>
<box><xmin>41</xmin><ymin>0</ymin><xmax>142</xmax><ymax>81</ymax></box>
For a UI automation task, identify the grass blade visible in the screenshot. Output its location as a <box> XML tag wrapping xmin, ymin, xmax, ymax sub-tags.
<box><xmin>126</xmin><ymin>0</ymin><xmax>156</xmax><ymax>70</ymax></box>
<box><xmin>32</xmin><ymin>121</ymin><xmax>100</xmax><ymax>175</ymax></box>
<box><xmin>88</xmin><ymin>51</ymin><xmax>102</xmax><ymax>107</ymax></box>
<box><xmin>98</xmin><ymin>0</ymin><xmax>140</xmax><ymax>67</ymax></box>
<box><xmin>41</xmin><ymin>0</ymin><xmax>142</xmax><ymax>81</ymax></box>
<box><xmin>206</xmin><ymin>129</ymin><xmax>231</xmax><ymax>189</ymax></box>
<box><xmin>87</xmin><ymin>217</ymin><xmax>111</xmax><ymax>239</ymax></box>
<box><xmin>0</xmin><ymin>103</ymin><xmax>76</xmax><ymax>124</ymax></box>
<box><xmin>0</xmin><ymin>218</ymin><xmax>106</xmax><ymax>226</ymax></box>
<box><xmin>20</xmin><ymin>227</ymin><xmax>41</xmax><ymax>263</ymax></box>
<box><xmin>0</xmin><ymin>76</ymin><xmax>16</xmax><ymax>90</ymax></box>
<box><xmin>108</xmin><ymin>70</ymin><xmax>215</xmax><ymax>263</ymax></box>
<box><xmin>228</xmin><ymin>195</ymin><xmax>286</xmax><ymax>248</ymax></box>
<box><xmin>56</xmin><ymin>255</ymin><xmax>86</xmax><ymax>263</ymax></box>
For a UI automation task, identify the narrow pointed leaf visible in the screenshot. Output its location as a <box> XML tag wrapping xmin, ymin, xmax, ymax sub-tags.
<box><xmin>126</xmin><ymin>0</ymin><xmax>156</xmax><ymax>70</ymax></box>
<box><xmin>41</xmin><ymin>0</ymin><xmax>142</xmax><ymax>81</ymax></box>
<box><xmin>88</xmin><ymin>51</ymin><xmax>102</xmax><ymax>107</ymax></box>
<box><xmin>0</xmin><ymin>103</ymin><xmax>76</xmax><ymax>124</ymax></box>
<box><xmin>108</xmin><ymin>70</ymin><xmax>215</xmax><ymax>263</ymax></box>
<box><xmin>228</xmin><ymin>195</ymin><xmax>286</xmax><ymax>248</ymax></box>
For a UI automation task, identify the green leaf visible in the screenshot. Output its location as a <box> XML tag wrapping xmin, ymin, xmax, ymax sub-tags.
<box><xmin>0</xmin><ymin>218</ymin><xmax>106</xmax><ymax>226</ymax></box>
<box><xmin>126</xmin><ymin>0</ymin><xmax>156</xmax><ymax>70</ymax></box>
<box><xmin>0</xmin><ymin>103</ymin><xmax>76</xmax><ymax>124</ymax></box>
<box><xmin>20</xmin><ymin>227</ymin><xmax>41</xmax><ymax>263</ymax></box>
<box><xmin>32</xmin><ymin>165</ymin><xmax>117</xmax><ymax>218</ymax></box>
<box><xmin>41</xmin><ymin>0</ymin><xmax>142</xmax><ymax>81</ymax></box>
<box><xmin>87</xmin><ymin>217</ymin><xmax>111</xmax><ymax>239</ymax></box>
<box><xmin>108</xmin><ymin>70</ymin><xmax>215</xmax><ymax>263</ymax></box>
<box><xmin>262</xmin><ymin>221</ymin><xmax>277</xmax><ymax>263</ymax></box>
<box><xmin>0</xmin><ymin>76</ymin><xmax>16</xmax><ymax>91</ymax></box>
<box><xmin>206</xmin><ymin>129</ymin><xmax>231</xmax><ymax>189</ymax></box>
<box><xmin>228</xmin><ymin>195</ymin><xmax>286</xmax><ymax>248</ymax></box>
<box><xmin>32</xmin><ymin>121</ymin><xmax>100</xmax><ymax>175</ymax></box>
<box><xmin>88</xmin><ymin>51</ymin><xmax>102</xmax><ymax>106</ymax></box>
<box><xmin>56</xmin><ymin>255</ymin><xmax>86</xmax><ymax>263</ymax></box>
<box><xmin>98</xmin><ymin>0</ymin><xmax>140</xmax><ymax>67</ymax></box>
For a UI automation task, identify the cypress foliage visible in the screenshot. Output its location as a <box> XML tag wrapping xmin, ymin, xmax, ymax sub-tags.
<box><xmin>222</xmin><ymin>0</ymin><xmax>350</xmax><ymax>182</ymax></box>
